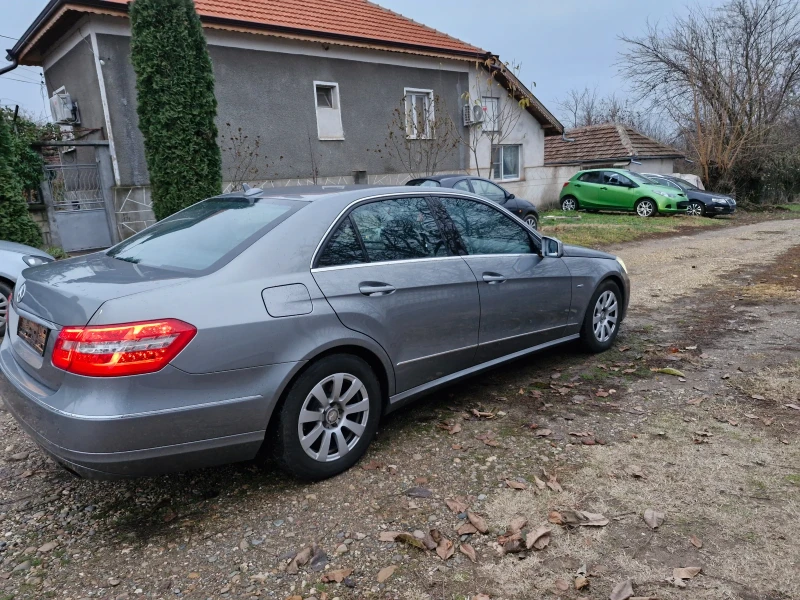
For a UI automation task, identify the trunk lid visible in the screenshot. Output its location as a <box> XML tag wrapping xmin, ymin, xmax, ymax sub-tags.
<box><xmin>9</xmin><ymin>253</ymin><xmax>192</xmax><ymax>391</ymax></box>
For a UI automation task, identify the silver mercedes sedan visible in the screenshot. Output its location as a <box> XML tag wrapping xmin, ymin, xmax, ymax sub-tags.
<box><xmin>0</xmin><ymin>186</ymin><xmax>629</xmax><ymax>480</ymax></box>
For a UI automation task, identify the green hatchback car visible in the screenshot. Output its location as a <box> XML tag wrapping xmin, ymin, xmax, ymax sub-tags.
<box><xmin>559</xmin><ymin>169</ymin><xmax>689</xmax><ymax>217</ymax></box>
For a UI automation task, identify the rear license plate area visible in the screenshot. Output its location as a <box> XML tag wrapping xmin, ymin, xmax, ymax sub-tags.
<box><xmin>17</xmin><ymin>317</ymin><xmax>49</xmax><ymax>356</ymax></box>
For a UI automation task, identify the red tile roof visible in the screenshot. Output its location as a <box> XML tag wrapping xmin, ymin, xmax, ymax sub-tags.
<box><xmin>544</xmin><ymin>123</ymin><xmax>683</xmax><ymax>165</ymax></box>
<box><xmin>100</xmin><ymin>0</ymin><xmax>484</xmax><ymax>55</ymax></box>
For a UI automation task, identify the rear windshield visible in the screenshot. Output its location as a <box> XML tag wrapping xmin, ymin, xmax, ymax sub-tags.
<box><xmin>107</xmin><ymin>197</ymin><xmax>302</xmax><ymax>273</ymax></box>
<box><xmin>407</xmin><ymin>179</ymin><xmax>441</xmax><ymax>187</ymax></box>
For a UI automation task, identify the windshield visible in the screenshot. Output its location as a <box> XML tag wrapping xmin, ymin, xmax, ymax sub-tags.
<box><xmin>107</xmin><ymin>197</ymin><xmax>302</xmax><ymax>273</ymax></box>
<box><xmin>628</xmin><ymin>172</ymin><xmax>658</xmax><ymax>185</ymax></box>
<box><xmin>668</xmin><ymin>177</ymin><xmax>699</xmax><ymax>190</ymax></box>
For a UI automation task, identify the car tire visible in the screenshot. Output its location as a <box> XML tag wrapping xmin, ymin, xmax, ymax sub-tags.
<box><xmin>635</xmin><ymin>198</ymin><xmax>657</xmax><ymax>217</ymax></box>
<box><xmin>580</xmin><ymin>280</ymin><xmax>622</xmax><ymax>353</ymax></box>
<box><xmin>0</xmin><ymin>281</ymin><xmax>12</xmax><ymax>337</ymax></box>
<box><xmin>523</xmin><ymin>213</ymin><xmax>539</xmax><ymax>230</ymax></box>
<box><xmin>686</xmin><ymin>201</ymin><xmax>705</xmax><ymax>217</ymax></box>
<box><xmin>561</xmin><ymin>196</ymin><xmax>578</xmax><ymax>211</ymax></box>
<box><xmin>272</xmin><ymin>354</ymin><xmax>382</xmax><ymax>481</ymax></box>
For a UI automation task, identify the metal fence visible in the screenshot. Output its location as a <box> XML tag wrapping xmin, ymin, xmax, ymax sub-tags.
<box><xmin>43</xmin><ymin>164</ymin><xmax>105</xmax><ymax>212</ymax></box>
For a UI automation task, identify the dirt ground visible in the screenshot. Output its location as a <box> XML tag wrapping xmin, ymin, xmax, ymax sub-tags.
<box><xmin>0</xmin><ymin>217</ymin><xmax>798</xmax><ymax>600</ymax></box>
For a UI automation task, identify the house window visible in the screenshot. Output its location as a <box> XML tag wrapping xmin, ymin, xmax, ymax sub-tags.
<box><xmin>491</xmin><ymin>145</ymin><xmax>521</xmax><ymax>180</ymax></box>
<box><xmin>482</xmin><ymin>97</ymin><xmax>499</xmax><ymax>132</ymax></box>
<box><xmin>314</xmin><ymin>81</ymin><xmax>344</xmax><ymax>140</ymax></box>
<box><xmin>404</xmin><ymin>88</ymin><xmax>434</xmax><ymax>139</ymax></box>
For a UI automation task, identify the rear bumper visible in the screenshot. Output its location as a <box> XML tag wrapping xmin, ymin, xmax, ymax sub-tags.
<box><xmin>0</xmin><ymin>338</ymin><xmax>301</xmax><ymax>478</ymax></box>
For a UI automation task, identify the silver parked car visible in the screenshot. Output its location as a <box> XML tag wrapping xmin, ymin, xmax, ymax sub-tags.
<box><xmin>0</xmin><ymin>186</ymin><xmax>629</xmax><ymax>480</ymax></box>
<box><xmin>0</xmin><ymin>241</ymin><xmax>54</xmax><ymax>336</ymax></box>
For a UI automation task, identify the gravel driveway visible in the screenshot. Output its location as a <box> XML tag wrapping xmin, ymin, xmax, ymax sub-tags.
<box><xmin>0</xmin><ymin>217</ymin><xmax>798</xmax><ymax>600</ymax></box>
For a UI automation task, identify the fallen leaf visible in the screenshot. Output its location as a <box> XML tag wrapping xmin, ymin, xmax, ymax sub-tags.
<box><xmin>395</xmin><ymin>532</ymin><xmax>426</xmax><ymax>550</ymax></box>
<box><xmin>657</xmin><ymin>367</ymin><xmax>685</xmax><ymax>377</ymax></box>
<box><xmin>437</xmin><ymin>421</ymin><xmax>462</xmax><ymax>434</ymax></box>
<box><xmin>467</xmin><ymin>511</ymin><xmax>489</xmax><ymax>534</ymax></box>
<box><xmin>507</xmin><ymin>516</ymin><xmax>528</xmax><ymax>534</ymax></box>
<box><xmin>687</xmin><ymin>397</ymin><xmax>704</xmax><ymax>405</ymax></box>
<box><xmin>459</xmin><ymin>543</ymin><xmax>477</xmax><ymax>562</ymax></box>
<box><xmin>674</xmin><ymin>566</ymin><xmax>702</xmax><ymax>579</ymax></box>
<box><xmin>626</xmin><ymin>465</ymin><xmax>645</xmax><ymax>478</ymax></box>
<box><xmin>471</xmin><ymin>408</ymin><xmax>495</xmax><ymax>419</ymax></box>
<box><xmin>322</xmin><ymin>568</ymin><xmax>353</xmax><ymax>583</ymax></box>
<box><xmin>690</xmin><ymin>535</ymin><xmax>703</xmax><ymax>549</ymax></box>
<box><xmin>286</xmin><ymin>546</ymin><xmax>313</xmax><ymax>574</ymax></box>
<box><xmin>694</xmin><ymin>430</ymin><xmax>713</xmax><ymax>437</ymax></box>
<box><xmin>535</xmin><ymin>429</ymin><xmax>552</xmax><ymax>437</ymax></box>
<box><xmin>744</xmin><ymin>413</ymin><xmax>758</xmax><ymax>419</ymax></box>
<box><xmin>420</xmin><ymin>531</ymin><xmax>437</xmax><ymax>551</ymax></box>
<box><xmin>546</xmin><ymin>474</ymin><xmax>563</xmax><ymax>493</ymax></box>
<box><xmin>501</xmin><ymin>538</ymin><xmax>525</xmax><ymax>554</ymax></box>
<box><xmin>378</xmin><ymin>531</ymin><xmax>401</xmax><ymax>542</ymax></box>
<box><xmin>555</xmin><ymin>579</ymin><xmax>570</xmax><ymax>592</ymax></box>
<box><xmin>376</xmin><ymin>565</ymin><xmax>396</xmax><ymax>583</ymax></box>
<box><xmin>569</xmin><ymin>431</ymin><xmax>592</xmax><ymax>437</ymax></box>
<box><xmin>643</xmin><ymin>508</ymin><xmax>665</xmax><ymax>529</ymax></box>
<box><xmin>556</xmin><ymin>510</ymin><xmax>609</xmax><ymax>527</ymax></box>
<box><xmin>610</xmin><ymin>579</ymin><xmax>634</xmax><ymax>600</ymax></box>
<box><xmin>579</xmin><ymin>511</ymin><xmax>610</xmax><ymax>526</ymax></box>
<box><xmin>474</xmin><ymin>595</ymin><xmax>490</xmax><ymax>600</ymax></box>
<box><xmin>435</xmin><ymin>536</ymin><xmax>455</xmax><ymax>560</ymax></box>
<box><xmin>785</xmin><ymin>403</ymin><xmax>800</xmax><ymax>411</ymax></box>
<box><xmin>548</xmin><ymin>511</ymin><xmax>564</xmax><ymax>525</ymax></box>
<box><xmin>762</xmin><ymin>417</ymin><xmax>775</xmax><ymax>426</ymax></box>
<box><xmin>457</xmin><ymin>523</ymin><xmax>478</xmax><ymax>535</ymax></box>
<box><xmin>526</xmin><ymin>526</ymin><xmax>551</xmax><ymax>550</ymax></box>
<box><xmin>575</xmin><ymin>576</ymin><xmax>589</xmax><ymax>590</ymax></box>
<box><xmin>533</xmin><ymin>475</ymin><xmax>547</xmax><ymax>490</ymax></box>
<box><xmin>596</xmin><ymin>390</ymin><xmax>610</xmax><ymax>398</ymax></box>
<box><xmin>751</xmin><ymin>394</ymin><xmax>765</xmax><ymax>401</ymax></box>
<box><xmin>505</xmin><ymin>480</ymin><xmax>527</xmax><ymax>490</ymax></box>
<box><xmin>404</xmin><ymin>486</ymin><xmax>432</xmax><ymax>498</ymax></box>
<box><xmin>445</xmin><ymin>498</ymin><xmax>468</xmax><ymax>514</ymax></box>
<box><xmin>361</xmin><ymin>460</ymin><xmax>385</xmax><ymax>470</ymax></box>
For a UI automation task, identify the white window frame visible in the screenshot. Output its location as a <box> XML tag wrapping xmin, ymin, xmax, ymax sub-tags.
<box><xmin>481</xmin><ymin>96</ymin><xmax>500</xmax><ymax>132</ymax></box>
<box><xmin>491</xmin><ymin>144</ymin><xmax>522</xmax><ymax>181</ymax></box>
<box><xmin>313</xmin><ymin>81</ymin><xmax>344</xmax><ymax>140</ymax></box>
<box><xmin>404</xmin><ymin>88</ymin><xmax>434</xmax><ymax>140</ymax></box>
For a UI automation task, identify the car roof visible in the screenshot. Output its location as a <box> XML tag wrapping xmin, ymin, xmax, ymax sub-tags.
<box><xmin>408</xmin><ymin>174</ymin><xmax>468</xmax><ymax>182</ymax></box>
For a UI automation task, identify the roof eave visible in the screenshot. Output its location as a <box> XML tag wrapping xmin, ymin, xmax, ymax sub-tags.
<box><xmin>8</xmin><ymin>0</ymin><xmax>486</xmax><ymax>65</ymax></box>
<box><xmin>544</xmin><ymin>153</ymin><xmax>685</xmax><ymax>166</ymax></box>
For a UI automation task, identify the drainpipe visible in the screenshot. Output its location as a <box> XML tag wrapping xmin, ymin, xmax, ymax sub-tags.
<box><xmin>0</xmin><ymin>56</ymin><xmax>19</xmax><ymax>76</ymax></box>
<box><xmin>561</xmin><ymin>132</ymin><xmax>575</xmax><ymax>143</ymax></box>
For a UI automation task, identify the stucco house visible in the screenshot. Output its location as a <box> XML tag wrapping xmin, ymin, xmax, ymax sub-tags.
<box><xmin>4</xmin><ymin>0</ymin><xmax>563</xmax><ymax>245</ymax></box>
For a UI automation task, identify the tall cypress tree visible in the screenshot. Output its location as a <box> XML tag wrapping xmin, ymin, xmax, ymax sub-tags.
<box><xmin>0</xmin><ymin>112</ymin><xmax>42</xmax><ymax>247</ymax></box>
<box><xmin>130</xmin><ymin>0</ymin><xmax>221</xmax><ymax>220</ymax></box>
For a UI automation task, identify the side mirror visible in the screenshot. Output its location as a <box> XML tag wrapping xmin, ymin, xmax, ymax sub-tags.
<box><xmin>507</xmin><ymin>193</ymin><xmax>515</xmax><ymax>200</ymax></box>
<box><xmin>541</xmin><ymin>236</ymin><xmax>563</xmax><ymax>258</ymax></box>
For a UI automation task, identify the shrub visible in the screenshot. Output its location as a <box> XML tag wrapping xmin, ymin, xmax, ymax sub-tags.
<box><xmin>0</xmin><ymin>111</ymin><xmax>42</xmax><ymax>246</ymax></box>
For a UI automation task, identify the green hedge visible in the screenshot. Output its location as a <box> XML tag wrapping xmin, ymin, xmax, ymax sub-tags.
<box><xmin>0</xmin><ymin>112</ymin><xmax>42</xmax><ymax>247</ymax></box>
<box><xmin>130</xmin><ymin>0</ymin><xmax>221</xmax><ymax>220</ymax></box>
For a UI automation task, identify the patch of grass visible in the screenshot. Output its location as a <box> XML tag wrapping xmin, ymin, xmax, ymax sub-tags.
<box><xmin>784</xmin><ymin>474</ymin><xmax>800</xmax><ymax>486</ymax></box>
<box><xmin>539</xmin><ymin>210</ymin><xmax>729</xmax><ymax>247</ymax></box>
<box><xmin>779</xmin><ymin>203</ymin><xmax>800</xmax><ymax>212</ymax></box>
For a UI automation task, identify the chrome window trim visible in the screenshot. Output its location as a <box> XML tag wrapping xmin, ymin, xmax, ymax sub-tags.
<box><xmin>309</xmin><ymin>190</ymin><xmax>542</xmax><ymax>270</ymax></box>
<box><xmin>311</xmin><ymin>255</ymin><xmax>465</xmax><ymax>273</ymax></box>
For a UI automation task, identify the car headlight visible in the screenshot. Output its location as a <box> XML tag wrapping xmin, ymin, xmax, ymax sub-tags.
<box><xmin>712</xmin><ymin>197</ymin><xmax>731</xmax><ymax>204</ymax></box>
<box><xmin>616</xmin><ymin>257</ymin><xmax>628</xmax><ymax>273</ymax></box>
<box><xmin>653</xmin><ymin>190</ymin><xmax>676</xmax><ymax>199</ymax></box>
<box><xmin>22</xmin><ymin>255</ymin><xmax>53</xmax><ymax>267</ymax></box>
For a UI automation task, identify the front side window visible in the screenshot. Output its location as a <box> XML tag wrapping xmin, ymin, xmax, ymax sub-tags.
<box><xmin>317</xmin><ymin>217</ymin><xmax>366</xmax><ymax>268</ymax></box>
<box><xmin>404</xmin><ymin>88</ymin><xmax>434</xmax><ymax>139</ymax></box>
<box><xmin>438</xmin><ymin>197</ymin><xmax>533</xmax><ymax>256</ymax></box>
<box><xmin>491</xmin><ymin>145</ymin><xmax>521</xmax><ymax>180</ymax></box>
<box><xmin>107</xmin><ymin>198</ymin><xmax>300</xmax><ymax>273</ymax></box>
<box><xmin>471</xmin><ymin>179</ymin><xmax>507</xmax><ymax>203</ymax></box>
<box><xmin>350</xmin><ymin>197</ymin><xmax>447</xmax><ymax>262</ymax></box>
<box><xmin>603</xmin><ymin>171</ymin><xmax>633</xmax><ymax>187</ymax></box>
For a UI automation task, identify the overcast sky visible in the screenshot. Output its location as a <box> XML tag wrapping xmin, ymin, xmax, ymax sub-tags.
<box><xmin>0</xmin><ymin>0</ymin><xmax>722</xmax><ymax>123</ymax></box>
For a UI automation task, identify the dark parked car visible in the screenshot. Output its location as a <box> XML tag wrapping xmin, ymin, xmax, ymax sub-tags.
<box><xmin>0</xmin><ymin>186</ymin><xmax>628</xmax><ymax>481</ymax></box>
<box><xmin>641</xmin><ymin>173</ymin><xmax>736</xmax><ymax>217</ymax></box>
<box><xmin>407</xmin><ymin>175</ymin><xmax>540</xmax><ymax>229</ymax></box>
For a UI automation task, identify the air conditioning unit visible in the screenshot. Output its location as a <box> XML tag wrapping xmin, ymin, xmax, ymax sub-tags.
<box><xmin>49</xmin><ymin>87</ymin><xmax>80</xmax><ymax>125</ymax></box>
<box><xmin>462</xmin><ymin>103</ymin><xmax>486</xmax><ymax>126</ymax></box>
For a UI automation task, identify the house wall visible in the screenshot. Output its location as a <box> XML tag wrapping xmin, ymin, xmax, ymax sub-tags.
<box><xmin>628</xmin><ymin>158</ymin><xmax>675</xmax><ymax>175</ymax></box>
<box><xmin>93</xmin><ymin>32</ymin><xmax>470</xmax><ymax>188</ymax></box>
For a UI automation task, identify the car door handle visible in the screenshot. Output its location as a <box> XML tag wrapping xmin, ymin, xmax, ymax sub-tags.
<box><xmin>575</xmin><ymin>184</ymin><xmax>581</xmax><ymax>187</ymax></box>
<box><xmin>482</xmin><ymin>272</ymin><xmax>506</xmax><ymax>284</ymax></box>
<box><xmin>359</xmin><ymin>282</ymin><xmax>396</xmax><ymax>296</ymax></box>
<box><xmin>600</xmin><ymin>186</ymin><xmax>608</xmax><ymax>190</ymax></box>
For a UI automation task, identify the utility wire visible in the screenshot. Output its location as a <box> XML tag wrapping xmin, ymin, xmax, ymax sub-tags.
<box><xmin>0</xmin><ymin>33</ymin><xmax>18</xmax><ymax>41</ymax></box>
<box><xmin>1</xmin><ymin>76</ymin><xmax>42</xmax><ymax>86</ymax></box>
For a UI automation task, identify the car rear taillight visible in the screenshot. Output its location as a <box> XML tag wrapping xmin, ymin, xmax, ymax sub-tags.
<box><xmin>562</xmin><ymin>182</ymin><xmax>570</xmax><ymax>188</ymax></box>
<box><xmin>52</xmin><ymin>319</ymin><xmax>196</xmax><ymax>377</ymax></box>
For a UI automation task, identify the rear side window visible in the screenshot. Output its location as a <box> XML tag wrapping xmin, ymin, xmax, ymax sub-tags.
<box><xmin>317</xmin><ymin>217</ymin><xmax>366</xmax><ymax>267</ymax></box>
<box><xmin>437</xmin><ymin>197</ymin><xmax>533</xmax><ymax>255</ymax></box>
<box><xmin>350</xmin><ymin>197</ymin><xmax>447</xmax><ymax>262</ymax></box>
<box><xmin>107</xmin><ymin>197</ymin><xmax>300</xmax><ymax>273</ymax></box>
<box><xmin>408</xmin><ymin>179</ymin><xmax>441</xmax><ymax>187</ymax></box>
<box><xmin>578</xmin><ymin>171</ymin><xmax>602</xmax><ymax>183</ymax></box>
<box><xmin>453</xmin><ymin>179</ymin><xmax>472</xmax><ymax>192</ymax></box>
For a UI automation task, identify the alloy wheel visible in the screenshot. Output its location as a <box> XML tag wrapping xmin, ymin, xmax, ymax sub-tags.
<box><xmin>686</xmin><ymin>202</ymin><xmax>704</xmax><ymax>216</ymax></box>
<box><xmin>636</xmin><ymin>200</ymin><xmax>655</xmax><ymax>217</ymax></box>
<box><xmin>592</xmin><ymin>290</ymin><xmax>618</xmax><ymax>343</ymax></box>
<box><xmin>524</xmin><ymin>215</ymin><xmax>538</xmax><ymax>230</ymax></box>
<box><xmin>0</xmin><ymin>294</ymin><xmax>7</xmax><ymax>323</ymax></box>
<box><xmin>297</xmin><ymin>373</ymin><xmax>370</xmax><ymax>463</ymax></box>
<box><xmin>561</xmin><ymin>198</ymin><xmax>577</xmax><ymax>211</ymax></box>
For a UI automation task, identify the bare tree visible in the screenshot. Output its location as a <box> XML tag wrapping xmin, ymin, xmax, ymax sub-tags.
<box><xmin>620</xmin><ymin>0</ymin><xmax>800</xmax><ymax>197</ymax></box>
<box><xmin>458</xmin><ymin>57</ymin><xmax>531</xmax><ymax>177</ymax></box>
<box><xmin>555</xmin><ymin>86</ymin><xmax>601</xmax><ymax>128</ymax></box>
<box><xmin>377</xmin><ymin>94</ymin><xmax>460</xmax><ymax>180</ymax></box>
